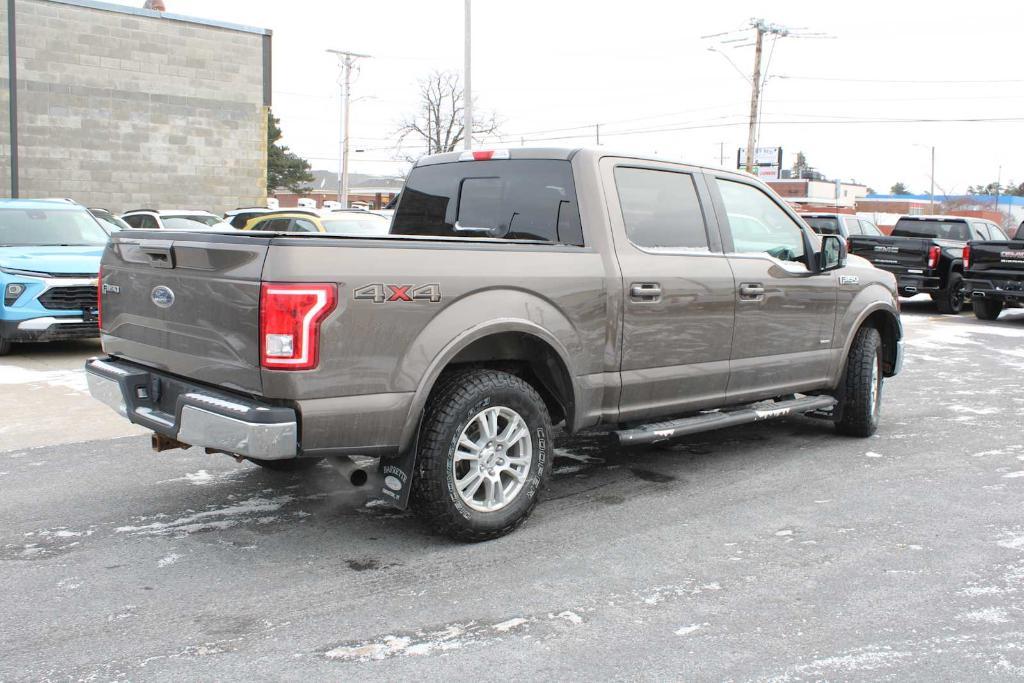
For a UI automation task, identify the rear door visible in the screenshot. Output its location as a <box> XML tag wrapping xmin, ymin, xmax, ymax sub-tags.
<box><xmin>601</xmin><ymin>160</ymin><xmax>735</xmax><ymax>420</ymax></box>
<box><xmin>708</xmin><ymin>174</ymin><xmax>837</xmax><ymax>402</ymax></box>
<box><xmin>100</xmin><ymin>232</ymin><xmax>270</xmax><ymax>394</ymax></box>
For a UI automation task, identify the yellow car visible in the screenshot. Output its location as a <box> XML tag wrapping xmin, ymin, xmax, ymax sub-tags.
<box><xmin>241</xmin><ymin>210</ymin><xmax>390</xmax><ymax>236</ymax></box>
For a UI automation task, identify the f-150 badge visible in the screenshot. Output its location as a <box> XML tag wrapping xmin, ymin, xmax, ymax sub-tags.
<box><xmin>839</xmin><ymin>275</ymin><xmax>860</xmax><ymax>285</ymax></box>
<box><xmin>354</xmin><ymin>283</ymin><xmax>442</xmax><ymax>303</ymax></box>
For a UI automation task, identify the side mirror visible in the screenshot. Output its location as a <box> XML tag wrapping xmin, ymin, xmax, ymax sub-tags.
<box><xmin>819</xmin><ymin>234</ymin><xmax>847</xmax><ymax>272</ymax></box>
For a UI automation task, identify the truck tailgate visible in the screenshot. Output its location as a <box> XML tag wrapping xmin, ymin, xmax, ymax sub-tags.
<box><xmin>99</xmin><ymin>232</ymin><xmax>269</xmax><ymax>395</ymax></box>
<box><xmin>848</xmin><ymin>236</ymin><xmax>932</xmax><ymax>271</ymax></box>
<box><xmin>967</xmin><ymin>241</ymin><xmax>1024</xmax><ymax>277</ymax></box>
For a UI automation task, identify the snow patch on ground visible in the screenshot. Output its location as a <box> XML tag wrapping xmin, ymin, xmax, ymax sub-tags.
<box><xmin>997</xmin><ymin>536</ymin><xmax>1024</xmax><ymax>550</ymax></box>
<box><xmin>1001</xmin><ymin>471</ymin><xmax>1024</xmax><ymax>479</ymax></box>
<box><xmin>958</xmin><ymin>607</ymin><xmax>1010</xmax><ymax>624</ymax></box>
<box><xmin>0</xmin><ymin>364</ymin><xmax>89</xmax><ymax>393</ymax></box>
<box><xmin>865</xmin><ymin>451</ymin><xmax>883</xmax><ymax>458</ymax></box>
<box><xmin>157</xmin><ymin>553</ymin><xmax>181</xmax><ymax>567</ymax></box>
<box><xmin>674</xmin><ymin>623</ymin><xmax>704</xmax><ymax>636</ymax></box>
<box><xmin>116</xmin><ymin>495</ymin><xmax>293</xmax><ymax>536</ymax></box>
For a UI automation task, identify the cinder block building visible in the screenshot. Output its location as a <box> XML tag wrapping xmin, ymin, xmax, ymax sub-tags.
<box><xmin>1</xmin><ymin>0</ymin><xmax>271</xmax><ymax>213</ymax></box>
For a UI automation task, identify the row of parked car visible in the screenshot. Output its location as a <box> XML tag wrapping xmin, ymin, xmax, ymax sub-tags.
<box><xmin>0</xmin><ymin>199</ymin><xmax>393</xmax><ymax>354</ymax></box>
<box><xmin>798</xmin><ymin>211</ymin><xmax>1023</xmax><ymax>320</ymax></box>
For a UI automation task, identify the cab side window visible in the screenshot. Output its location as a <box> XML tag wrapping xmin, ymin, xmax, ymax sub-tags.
<box><xmin>989</xmin><ymin>223</ymin><xmax>1009</xmax><ymax>240</ymax></box>
<box><xmin>971</xmin><ymin>222</ymin><xmax>989</xmax><ymax>240</ymax></box>
<box><xmin>844</xmin><ymin>217</ymin><xmax>863</xmax><ymax>235</ymax></box>
<box><xmin>716</xmin><ymin>179</ymin><xmax>807</xmax><ymax>264</ymax></box>
<box><xmin>290</xmin><ymin>218</ymin><xmax>319</xmax><ymax>233</ymax></box>
<box><xmin>860</xmin><ymin>220</ymin><xmax>883</xmax><ymax>236</ymax></box>
<box><xmin>614</xmin><ymin>167</ymin><xmax>709</xmax><ymax>250</ymax></box>
<box><xmin>122</xmin><ymin>214</ymin><xmax>144</xmax><ymax>228</ymax></box>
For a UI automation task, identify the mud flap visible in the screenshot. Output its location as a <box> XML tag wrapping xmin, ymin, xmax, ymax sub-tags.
<box><xmin>375</xmin><ymin>433</ymin><xmax>418</xmax><ymax>510</ymax></box>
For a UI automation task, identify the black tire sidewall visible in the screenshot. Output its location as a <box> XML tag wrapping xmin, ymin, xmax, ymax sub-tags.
<box><xmin>440</xmin><ymin>385</ymin><xmax>550</xmax><ymax>531</ymax></box>
<box><xmin>974</xmin><ymin>298</ymin><xmax>1003</xmax><ymax>321</ymax></box>
<box><xmin>836</xmin><ymin>327</ymin><xmax>883</xmax><ymax>437</ymax></box>
<box><xmin>938</xmin><ymin>273</ymin><xmax>964</xmax><ymax>314</ymax></box>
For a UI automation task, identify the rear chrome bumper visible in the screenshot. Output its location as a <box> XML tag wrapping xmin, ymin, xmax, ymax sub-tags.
<box><xmin>85</xmin><ymin>357</ymin><xmax>297</xmax><ymax>460</ymax></box>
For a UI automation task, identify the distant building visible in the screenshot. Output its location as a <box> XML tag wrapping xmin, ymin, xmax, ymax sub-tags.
<box><xmin>766</xmin><ymin>179</ymin><xmax>868</xmax><ymax>211</ymax></box>
<box><xmin>2</xmin><ymin>0</ymin><xmax>271</xmax><ymax>212</ymax></box>
<box><xmin>856</xmin><ymin>194</ymin><xmax>1024</xmax><ymax>234</ymax></box>
<box><xmin>272</xmin><ymin>170</ymin><xmax>403</xmax><ymax>210</ymax></box>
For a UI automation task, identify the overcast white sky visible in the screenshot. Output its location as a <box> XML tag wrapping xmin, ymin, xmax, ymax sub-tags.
<box><xmin>113</xmin><ymin>0</ymin><xmax>1023</xmax><ymax>193</ymax></box>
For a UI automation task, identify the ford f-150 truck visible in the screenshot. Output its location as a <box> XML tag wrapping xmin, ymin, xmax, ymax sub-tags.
<box><xmin>85</xmin><ymin>149</ymin><xmax>904</xmax><ymax>541</ymax></box>
<box><xmin>848</xmin><ymin>215</ymin><xmax>1010</xmax><ymax>314</ymax></box>
<box><xmin>964</xmin><ymin>234</ymin><xmax>1024</xmax><ymax>320</ymax></box>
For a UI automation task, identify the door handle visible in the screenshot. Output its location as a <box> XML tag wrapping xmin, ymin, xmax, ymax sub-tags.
<box><xmin>630</xmin><ymin>283</ymin><xmax>662</xmax><ymax>301</ymax></box>
<box><xmin>739</xmin><ymin>283</ymin><xmax>765</xmax><ymax>299</ymax></box>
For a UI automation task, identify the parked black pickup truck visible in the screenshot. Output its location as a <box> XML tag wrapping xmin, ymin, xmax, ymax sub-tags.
<box><xmin>965</xmin><ymin>237</ymin><xmax>1024</xmax><ymax>320</ymax></box>
<box><xmin>848</xmin><ymin>215</ymin><xmax>1010</xmax><ymax>314</ymax></box>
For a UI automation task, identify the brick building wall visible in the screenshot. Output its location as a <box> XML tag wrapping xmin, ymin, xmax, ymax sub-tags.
<box><xmin>0</xmin><ymin>0</ymin><xmax>270</xmax><ymax>213</ymax></box>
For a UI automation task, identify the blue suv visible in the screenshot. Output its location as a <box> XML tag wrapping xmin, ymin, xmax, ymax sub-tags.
<box><xmin>0</xmin><ymin>199</ymin><xmax>108</xmax><ymax>354</ymax></box>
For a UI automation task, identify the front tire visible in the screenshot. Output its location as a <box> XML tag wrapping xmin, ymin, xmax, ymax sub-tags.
<box><xmin>0</xmin><ymin>337</ymin><xmax>11</xmax><ymax>355</ymax></box>
<box><xmin>973</xmin><ymin>298</ymin><xmax>1003</xmax><ymax>321</ymax></box>
<box><xmin>412</xmin><ymin>369</ymin><xmax>552</xmax><ymax>542</ymax></box>
<box><xmin>835</xmin><ymin>327</ymin><xmax>883</xmax><ymax>438</ymax></box>
<box><xmin>935</xmin><ymin>272</ymin><xmax>965</xmax><ymax>314</ymax></box>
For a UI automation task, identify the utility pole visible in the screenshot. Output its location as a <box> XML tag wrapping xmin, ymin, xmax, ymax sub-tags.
<box><xmin>327</xmin><ymin>49</ymin><xmax>371</xmax><ymax>208</ymax></box>
<box><xmin>463</xmin><ymin>0</ymin><xmax>473</xmax><ymax>150</ymax></box>
<box><xmin>744</xmin><ymin>24</ymin><xmax>764</xmax><ymax>175</ymax></box>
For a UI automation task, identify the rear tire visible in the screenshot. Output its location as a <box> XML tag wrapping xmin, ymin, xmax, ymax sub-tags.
<box><xmin>248</xmin><ymin>457</ymin><xmax>323</xmax><ymax>472</ymax></box>
<box><xmin>935</xmin><ymin>272</ymin><xmax>965</xmax><ymax>314</ymax></box>
<box><xmin>0</xmin><ymin>337</ymin><xmax>11</xmax><ymax>355</ymax></box>
<box><xmin>973</xmin><ymin>298</ymin><xmax>1003</xmax><ymax>321</ymax></box>
<box><xmin>835</xmin><ymin>326</ymin><xmax>883</xmax><ymax>438</ymax></box>
<box><xmin>412</xmin><ymin>369</ymin><xmax>552</xmax><ymax>542</ymax></box>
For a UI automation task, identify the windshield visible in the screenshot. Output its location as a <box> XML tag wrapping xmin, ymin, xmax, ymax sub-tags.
<box><xmin>162</xmin><ymin>215</ymin><xmax>222</xmax><ymax>230</ymax></box>
<box><xmin>320</xmin><ymin>214</ymin><xmax>391</xmax><ymax>236</ymax></box>
<box><xmin>0</xmin><ymin>207</ymin><xmax>109</xmax><ymax>246</ymax></box>
<box><xmin>892</xmin><ymin>219</ymin><xmax>970</xmax><ymax>241</ymax></box>
<box><xmin>163</xmin><ymin>214</ymin><xmax>222</xmax><ymax>228</ymax></box>
<box><xmin>803</xmin><ymin>217</ymin><xmax>841</xmax><ymax>235</ymax></box>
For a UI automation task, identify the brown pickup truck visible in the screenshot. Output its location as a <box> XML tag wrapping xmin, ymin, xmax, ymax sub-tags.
<box><xmin>85</xmin><ymin>148</ymin><xmax>903</xmax><ymax>540</ymax></box>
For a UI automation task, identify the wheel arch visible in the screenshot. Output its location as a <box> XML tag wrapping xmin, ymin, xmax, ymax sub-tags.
<box><xmin>842</xmin><ymin>304</ymin><xmax>902</xmax><ymax>380</ymax></box>
<box><xmin>397</xmin><ymin>319</ymin><xmax>581</xmax><ymax>453</ymax></box>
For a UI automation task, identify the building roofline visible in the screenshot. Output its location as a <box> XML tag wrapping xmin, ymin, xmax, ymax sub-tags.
<box><xmin>41</xmin><ymin>0</ymin><xmax>273</xmax><ymax>36</ymax></box>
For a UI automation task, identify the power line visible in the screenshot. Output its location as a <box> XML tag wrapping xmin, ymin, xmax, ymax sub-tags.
<box><xmin>776</xmin><ymin>75</ymin><xmax>1024</xmax><ymax>84</ymax></box>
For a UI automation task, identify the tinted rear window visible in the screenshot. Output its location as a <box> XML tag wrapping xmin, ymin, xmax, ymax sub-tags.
<box><xmin>892</xmin><ymin>219</ymin><xmax>970</xmax><ymax>241</ymax></box>
<box><xmin>803</xmin><ymin>217</ymin><xmax>840</xmax><ymax>235</ymax></box>
<box><xmin>391</xmin><ymin>159</ymin><xmax>584</xmax><ymax>246</ymax></box>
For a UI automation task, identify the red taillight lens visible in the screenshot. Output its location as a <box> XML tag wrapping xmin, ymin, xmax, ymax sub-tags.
<box><xmin>260</xmin><ymin>283</ymin><xmax>337</xmax><ymax>370</ymax></box>
<box><xmin>927</xmin><ymin>245</ymin><xmax>941</xmax><ymax>269</ymax></box>
<box><xmin>963</xmin><ymin>244</ymin><xmax>972</xmax><ymax>270</ymax></box>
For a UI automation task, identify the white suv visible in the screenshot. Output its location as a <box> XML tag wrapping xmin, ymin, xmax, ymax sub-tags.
<box><xmin>121</xmin><ymin>210</ymin><xmax>233</xmax><ymax>231</ymax></box>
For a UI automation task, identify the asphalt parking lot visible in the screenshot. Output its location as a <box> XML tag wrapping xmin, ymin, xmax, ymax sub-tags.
<box><xmin>2</xmin><ymin>300</ymin><xmax>1023</xmax><ymax>681</ymax></box>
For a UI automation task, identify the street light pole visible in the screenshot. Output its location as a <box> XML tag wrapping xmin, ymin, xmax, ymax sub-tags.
<box><xmin>463</xmin><ymin>0</ymin><xmax>473</xmax><ymax>150</ymax></box>
<box><xmin>930</xmin><ymin>145</ymin><xmax>936</xmax><ymax>215</ymax></box>
<box><xmin>327</xmin><ymin>49</ymin><xmax>371</xmax><ymax>208</ymax></box>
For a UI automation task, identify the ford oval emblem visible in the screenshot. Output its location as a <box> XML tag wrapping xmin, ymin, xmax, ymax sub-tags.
<box><xmin>151</xmin><ymin>285</ymin><xmax>175</xmax><ymax>308</ymax></box>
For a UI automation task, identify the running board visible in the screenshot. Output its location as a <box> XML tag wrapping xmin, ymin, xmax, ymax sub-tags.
<box><xmin>614</xmin><ymin>395</ymin><xmax>838</xmax><ymax>445</ymax></box>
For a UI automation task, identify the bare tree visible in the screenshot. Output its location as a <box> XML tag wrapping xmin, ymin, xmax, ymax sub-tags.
<box><xmin>396</xmin><ymin>71</ymin><xmax>500</xmax><ymax>157</ymax></box>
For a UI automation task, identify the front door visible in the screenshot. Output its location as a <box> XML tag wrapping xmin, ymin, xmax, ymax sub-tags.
<box><xmin>603</xmin><ymin>161</ymin><xmax>736</xmax><ymax>421</ymax></box>
<box><xmin>708</xmin><ymin>175</ymin><xmax>837</xmax><ymax>403</ymax></box>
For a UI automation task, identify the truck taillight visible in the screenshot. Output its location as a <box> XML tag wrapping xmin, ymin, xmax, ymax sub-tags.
<box><xmin>458</xmin><ymin>149</ymin><xmax>510</xmax><ymax>161</ymax></box>
<box><xmin>260</xmin><ymin>283</ymin><xmax>337</xmax><ymax>370</ymax></box>
<box><xmin>927</xmin><ymin>246</ymin><xmax>941</xmax><ymax>269</ymax></box>
<box><xmin>963</xmin><ymin>244</ymin><xmax>972</xmax><ymax>270</ymax></box>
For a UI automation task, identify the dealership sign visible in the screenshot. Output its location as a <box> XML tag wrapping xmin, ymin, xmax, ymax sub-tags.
<box><xmin>738</xmin><ymin>147</ymin><xmax>783</xmax><ymax>179</ymax></box>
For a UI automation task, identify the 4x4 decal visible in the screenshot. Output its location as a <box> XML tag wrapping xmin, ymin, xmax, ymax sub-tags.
<box><xmin>353</xmin><ymin>283</ymin><xmax>442</xmax><ymax>303</ymax></box>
